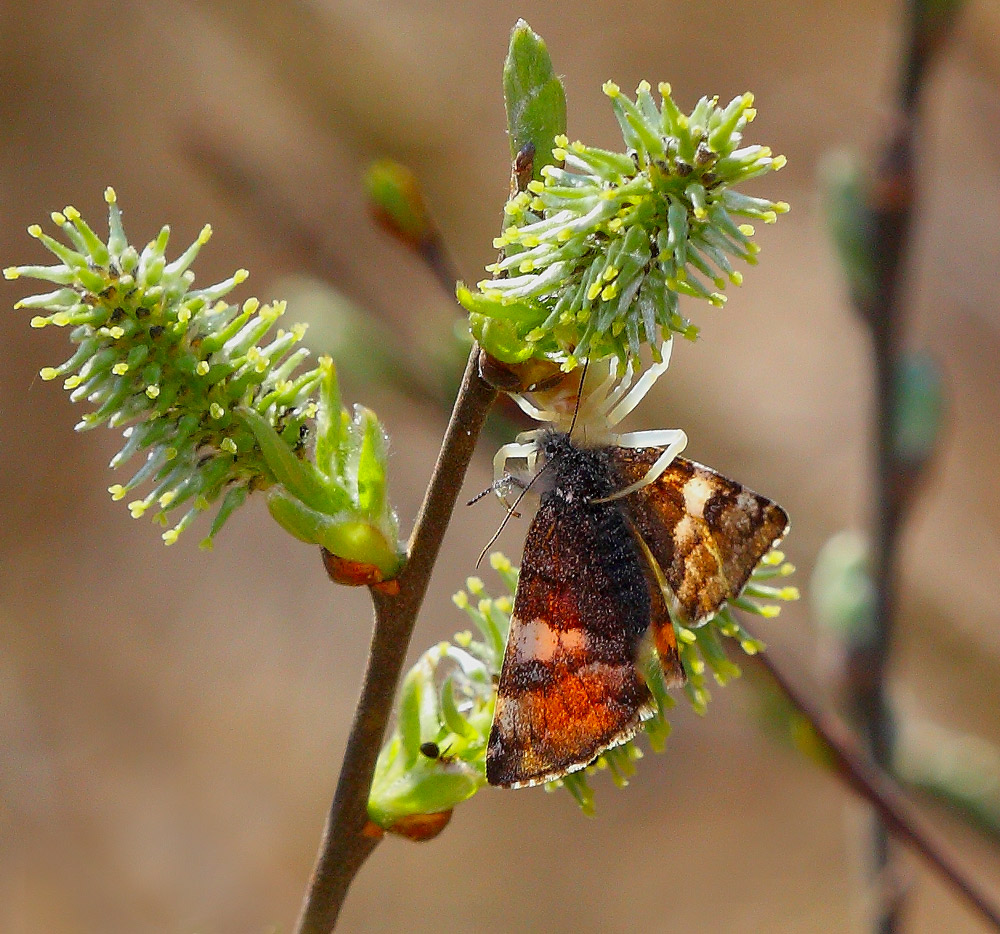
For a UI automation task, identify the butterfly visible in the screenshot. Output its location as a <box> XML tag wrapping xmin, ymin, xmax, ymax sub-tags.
<box><xmin>485</xmin><ymin>429</ymin><xmax>789</xmax><ymax>788</ymax></box>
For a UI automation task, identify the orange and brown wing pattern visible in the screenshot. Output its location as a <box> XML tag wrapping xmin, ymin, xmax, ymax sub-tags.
<box><xmin>486</xmin><ymin>483</ymin><xmax>653</xmax><ymax>788</ymax></box>
<box><xmin>631</xmin><ymin>529</ymin><xmax>687</xmax><ymax>687</ymax></box>
<box><xmin>608</xmin><ymin>448</ymin><xmax>790</xmax><ymax>627</ymax></box>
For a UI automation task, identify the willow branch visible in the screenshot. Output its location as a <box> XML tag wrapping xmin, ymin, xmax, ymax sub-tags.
<box><xmin>748</xmin><ymin>630</ymin><xmax>1000</xmax><ymax>930</ymax></box>
<box><xmin>845</xmin><ymin>2</ymin><xmax>961</xmax><ymax>928</ymax></box>
<box><xmin>294</xmin><ymin>347</ymin><xmax>497</xmax><ymax>934</ymax></box>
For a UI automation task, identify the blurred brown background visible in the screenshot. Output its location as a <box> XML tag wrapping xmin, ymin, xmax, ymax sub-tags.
<box><xmin>2</xmin><ymin>1</ymin><xmax>1000</xmax><ymax>932</ymax></box>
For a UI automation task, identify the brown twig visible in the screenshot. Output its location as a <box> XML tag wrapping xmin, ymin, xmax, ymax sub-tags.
<box><xmin>294</xmin><ymin>347</ymin><xmax>497</xmax><ymax>934</ymax></box>
<box><xmin>749</xmin><ymin>632</ymin><xmax>1000</xmax><ymax>930</ymax></box>
<box><xmin>845</xmin><ymin>2</ymin><xmax>961</xmax><ymax>929</ymax></box>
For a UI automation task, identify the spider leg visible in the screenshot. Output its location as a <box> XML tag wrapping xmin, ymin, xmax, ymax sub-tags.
<box><xmin>510</xmin><ymin>393</ymin><xmax>561</xmax><ymax>422</ymax></box>
<box><xmin>575</xmin><ymin>358</ymin><xmax>622</xmax><ymax>424</ymax></box>
<box><xmin>605</xmin><ymin>339</ymin><xmax>674</xmax><ymax>426</ymax></box>
<box><xmin>527</xmin><ymin>445</ymin><xmax>539</xmax><ymax>476</ymax></box>
<box><xmin>595</xmin><ymin>358</ymin><xmax>635</xmax><ymax>418</ymax></box>
<box><xmin>593</xmin><ymin>427</ymin><xmax>688</xmax><ymax>502</ymax></box>
<box><xmin>493</xmin><ymin>433</ymin><xmax>544</xmax><ymax>488</ymax></box>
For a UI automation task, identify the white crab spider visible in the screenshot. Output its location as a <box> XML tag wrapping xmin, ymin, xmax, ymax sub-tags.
<box><xmin>493</xmin><ymin>339</ymin><xmax>688</xmax><ymax>504</ymax></box>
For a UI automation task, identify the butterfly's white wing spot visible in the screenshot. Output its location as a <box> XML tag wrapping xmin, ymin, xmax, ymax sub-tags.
<box><xmin>510</xmin><ymin>617</ymin><xmax>589</xmax><ymax>664</ymax></box>
<box><xmin>682</xmin><ymin>473</ymin><xmax>716</xmax><ymax>519</ymax></box>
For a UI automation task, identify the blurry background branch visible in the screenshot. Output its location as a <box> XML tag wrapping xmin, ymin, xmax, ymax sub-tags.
<box><xmin>821</xmin><ymin>0</ymin><xmax>964</xmax><ymax>930</ymax></box>
<box><xmin>745</xmin><ymin>625</ymin><xmax>1000</xmax><ymax>929</ymax></box>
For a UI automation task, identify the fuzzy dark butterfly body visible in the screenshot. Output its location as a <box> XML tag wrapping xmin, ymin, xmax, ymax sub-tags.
<box><xmin>486</xmin><ymin>430</ymin><xmax>789</xmax><ymax>788</ymax></box>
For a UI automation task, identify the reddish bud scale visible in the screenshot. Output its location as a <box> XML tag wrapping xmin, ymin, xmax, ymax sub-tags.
<box><xmin>385</xmin><ymin>810</ymin><xmax>453</xmax><ymax>842</ymax></box>
<box><xmin>321</xmin><ymin>549</ymin><xmax>399</xmax><ymax>591</ymax></box>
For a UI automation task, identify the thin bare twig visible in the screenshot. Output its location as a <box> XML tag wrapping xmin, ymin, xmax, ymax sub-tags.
<box><xmin>749</xmin><ymin>632</ymin><xmax>1000</xmax><ymax>930</ymax></box>
<box><xmin>294</xmin><ymin>347</ymin><xmax>497</xmax><ymax>934</ymax></box>
<box><xmin>846</xmin><ymin>2</ymin><xmax>961</xmax><ymax>928</ymax></box>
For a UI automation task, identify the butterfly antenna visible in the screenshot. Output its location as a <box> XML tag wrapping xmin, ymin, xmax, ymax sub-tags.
<box><xmin>467</xmin><ymin>476</ymin><xmax>514</xmax><ymax>507</ymax></box>
<box><xmin>475</xmin><ymin>457</ymin><xmax>554</xmax><ymax>568</ymax></box>
<box><xmin>567</xmin><ymin>357</ymin><xmax>590</xmax><ymax>439</ymax></box>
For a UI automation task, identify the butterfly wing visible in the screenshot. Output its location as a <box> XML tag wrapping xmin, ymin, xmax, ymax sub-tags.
<box><xmin>607</xmin><ymin>449</ymin><xmax>790</xmax><ymax>627</ymax></box>
<box><xmin>631</xmin><ymin>526</ymin><xmax>687</xmax><ymax>687</ymax></box>
<box><xmin>486</xmin><ymin>489</ymin><xmax>653</xmax><ymax>788</ymax></box>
